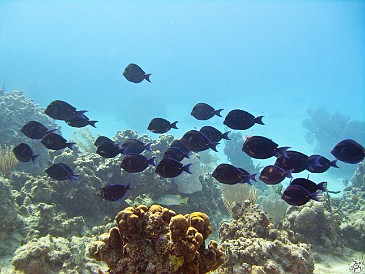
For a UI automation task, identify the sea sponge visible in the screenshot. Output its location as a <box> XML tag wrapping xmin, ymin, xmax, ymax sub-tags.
<box><xmin>89</xmin><ymin>205</ymin><xmax>224</xmax><ymax>274</ymax></box>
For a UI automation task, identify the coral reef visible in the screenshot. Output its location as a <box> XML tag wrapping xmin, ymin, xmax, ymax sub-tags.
<box><xmin>282</xmin><ymin>201</ymin><xmax>344</xmax><ymax>255</ymax></box>
<box><xmin>89</xmin><ymin>205</ymin><xmax>225</xmax><ymax>273</ymax></box>
<box><xmin>0</xmin><ymin>90</ymin><xmax>58</xmax><ymax>175</ymax></box>
<box><xmin>302</xmin><ymin>107</ymin><xmax>365</xmax><ymax>175</ymax></box>
<box><xmin>12</xmin><ymin>234</ymin><xmax>100</xmax><ymax>274</ymax></box>
<box><xmin>218</xmin><ymin>201</ymin><xmax>314</xmax><ymax>274</ymax></box>
<box><xmin>339</xmin><ymin>161</ymin><xmax>365</xmax><ymax>251</ymax></box>
<box><xmin>0</xmin><ymin>145</ymin><xmax>18</xmax><ymax>178</ymax></box>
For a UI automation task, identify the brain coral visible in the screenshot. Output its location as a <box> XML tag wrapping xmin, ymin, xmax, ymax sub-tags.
<box><xmin>89</xmin><ymin>204</ymin><xmax>225</xmax><ymax>274</ymax></box>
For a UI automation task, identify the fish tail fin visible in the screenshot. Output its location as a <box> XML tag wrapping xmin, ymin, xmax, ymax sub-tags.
<box><xmin>170</xmin><ymin>121</ymin><xmax>178</xmax><ymax>129</ymax></box>
<box><xmin>89</xmin><ymin>121</ymin><xmax>98</xmax><ymax>128</ymax></box>
<box><xmin>310</xmin><ymin>191</ymin><xmax>321</xmax><ymax>202</ymax></box>
<box><xmin>221</xmin><ymin>131</ymin><xmax>231</xmax><ymax>140</ymax></box>
<box><xmin>67</xmin><ymin>142</ymin><xmax>76</xmax><ymax>150</ymax></box>
<box><xmin>254</xmin><ymin>116</ymin><xmax>265</xmax><ymax>125</ymax></box>
<box><xmin>45</xmin><ymin>129</ymin><xmax>58</xmax><ymax>135</ymax></box>
<box><xmin>31</xmin><ymin>154</ymin><xmax>40</xmax><ymax>165</ymax></box>
<box><xmin>147</xmin><ymin>157</ymin><xmax>157</xmax><ymax>167</ymax></box>
<box><xmin>69</xmin><ymin>175</ymin><xmax>79</xmax><ymax>184</ymax></box>
<box><xmin>317</xmin><ymin>182</ymin><xmax>327</xmax><ymax>192</ymax></box>
<box><xmin>144</xmin><ymin>73</ymin><xmax>152</xmax><ymax>83</ymax></box>
<box><xmin>144</xmin><ymin>142</ymin><xmax>152</xmax><ymax>152</ymax></box>
<box><xmin>182</xmin><ymin>163</ymin><xmax>192</xmax><ymax>174</ymax></box>
<box><xmin>126</xmin><ymin>182</ymin><xmax>132</xmax><ymax>190</ymax></box>
<box><xmin>250</xmin><ymin>173</ymin><xmax>257</xmax><ymax>183</ymax></box>
<box><xmin>284</xmin><ymin>169</ymin><xmax>294</xmax><ymax>179</ymax></box>
<box><xmin>276</xmin><ymin>146</ymin><xmax>291</xmax><ymax>158</ymax></box>
<box><xmin>214</xmin><ymin>109</ymin><xmax>224</xmax><ymax>117</ymax></box>
<box><xmin>183</xmin><ymin>197</ymin><xmax>189</xmax><ymax>205</ymax></box>
<box><xmin>75</xmin><ymin>110</ymin><xmax>88</xmax><ymax>119</ymax></box>
<box><xmin>330</xmin><ymin>159</ymin><xmax>339</xmax><ymax>168</ymax></box>
<box><xmin>209</xmin><ymin>142</ymin><xmax>219</xmax><ymax>152</ymax></box>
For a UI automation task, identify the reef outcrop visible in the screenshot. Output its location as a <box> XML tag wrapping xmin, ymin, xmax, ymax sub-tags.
<box><xmin>89</xmin><ymin>204</ymin><xmax>225</xmax><ymax>274</ymax></box>
<box><xmin>217</xmin><ymin>201</ymin><xmax>314</xmax><ymax>274</ymax></box>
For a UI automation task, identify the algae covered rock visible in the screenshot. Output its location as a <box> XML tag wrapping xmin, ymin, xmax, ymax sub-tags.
<box><xmin>89</xmin><ymin>204</ymin><xmax>225</xmax><ymax>274</ymax></box>
<box><xmin>12</xmin><ymin>235</ymin><xmax>100</xmax><ymax>274</ymax></box>
<box><xmin>218</xmin><ymin>201</ymin><xmax>314</xmax><ymax>274</ymax></box>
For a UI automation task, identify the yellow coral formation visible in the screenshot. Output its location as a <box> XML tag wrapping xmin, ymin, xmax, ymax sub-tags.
<box><xmin>89</xmin><ymin>204</ymin><xmax>225</xmax><ymax>274</ymax></box>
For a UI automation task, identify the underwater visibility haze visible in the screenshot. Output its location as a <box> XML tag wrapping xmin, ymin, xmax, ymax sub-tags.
<box><xmin>0</xmin><ymin>1</ymin><xmax>365</xmax><ymax>274</ymax></box>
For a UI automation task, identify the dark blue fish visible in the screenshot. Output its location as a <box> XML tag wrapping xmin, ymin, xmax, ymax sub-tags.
<box><xmin>331</xmin><ymin>139</ymin><xmax>365</xmax><ymax>164</ymax></box>
<box><xmin>65</xmin><ymin>115</ymin><xmax>97</xmax><ymax>128</ymax></box>
<box><xmin>212</xmin><ymin>164</ymin><xmax>256</xmax><ymax>185</ymax></box>
<box><xmin>170</xmin><ymin>139</ymin><xmax>190</xmax><ymax>154</ymax></box>
<box><xmin>290</xmin><ymin>178</ymin><xmax>326</xmax><ymax>193</ymax></box>
<box><xmin>155</xmin><ymin>158</ymin><xmax>192</xmax><ymax>178</ymax></box>
<box><xmin>120</xmin><ymin>139</ymin><xmax>151</xmax><ymax>155</ymax></box>
<box><xmin>120</xmin><ymin>154</ymin><xmax>156</xmax><ymax>173</ymax></box>
<box><xmin>223</xmin><ymin>109</ymin><xmax>264</xmax><ymax>130</ymax></box>
<box><xmin>96</xmin><ymin>141</ymin><xmax>121</xmax><ymax>158</ymax></box>
<box><xmin>242</xmin><ymin>135</ymin><xmax>290</xmax><ymax>159</ymax></box>
<box><xmin>41</xmin><ymin>132</ymin><xmax>75</xmax><ymax>150</ymax></box>
<box><xmin>180</xmin><ymin>130</ymin><xmax>218</xmax><ymax>152</ymax></box>
<box><xmin>94</xmin><ymin>136</ymin><xmax>114</xmax><ymax>147</ymax></box>
<box><xmin>45</xmin><ymin>163</ymin><xmax>78</xmax><ymax>183</ymax></box>
<box><xmin>148</xmin><ymin>118</ymin><xmax>178</xmax><ymax>134</ymax></box>
<box><xmin>163</xmin><ymin>147</ymin><xmax>189</xmax><ymax>162</ymax></box>
<box><xmin>191</xmin><ymin>103</ymin><xmax>223</xmax><ymax>120</ymax></box>
<box><xmin>21</xmin><ymin>121</ymin><xmax>55</xmax><ymax>139</ymax></box>
<box><xmin>45</xmin><ymin>100</ymin><xmax>87</xmax><ymax>121</ymax></box>
<box><xmin>259</xmin><ymin>165</ymin><xmax>293</xmax><ymax>185</ymax></box>
<box><xmin>281</xmin><ymin>185</ymin><xmax>320</xmax><ymax>206</ymax></box>
<box><xmin>199</xmin><ymin>126</ymin><xmax>230</xmax><ymax>143</ymax></box>
<box><xmin>97</xmin><ymin>182</ymin><xmax>131</xmax><ymax>202</ymax></box>
<box><xmin>306</xmin><ymin>155</ymin><xmax>339</xmax><ymax>173</ymax></box>
<box><xmin>13</xmin><ymin>143</ymin><xmax>39</xmax><ymax>164</ymax></box>
<box><xmin>275</xmin><ymin>150</ymin><xmax>321</xmax><ymax>173</ymax></box>
<box><xmin>123</xmin><ymin>63</ymin><xmax>152</xmax><ymax>83</ymax></box>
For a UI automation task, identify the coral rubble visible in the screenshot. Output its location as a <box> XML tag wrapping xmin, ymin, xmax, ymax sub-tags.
<box><xmin>89</xmin><ymin>204</ymin><xmax>225</xmax><ymax>274</ymax></box>
<box><xmin>217</xmin><ymin>201</ymin><xmax>314</xmax><ymax>274</ymax></box>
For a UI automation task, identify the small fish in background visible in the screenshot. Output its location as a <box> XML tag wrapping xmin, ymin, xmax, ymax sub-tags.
<box><xmin>331</xmin><ymin>139</ymin><xmax>365</xmax><ymax>164</ymax></box>
<box><xmin>45</xmin><ymin>100</ymin><xmax>87</xmax><ymax>121</ymax></box>
<box><xmin>223</xmin><ymin>109</ymin><xmax>264</xmax><ymax>130</ymax></box>
<box><xmin>290</xmin><ymin>178</ymin><xmax>327</xmax><ymax>193</ymax></box>
<box><xmin>180</xmin><ymin>130</ymin><xmax>218</xmax><ymax>152</ymax></box>
<box><xmin>155</xmin><ymin>158</ymin><xmax>192</xmax><ymax>178</ymax></box>
<box><xmin>41</xmin><ymin>132</ymin><xmax>75</xmax><ymax>150</ymax></box>
<box><xmin>65</xmin><ymin>115</ymin><xmax>98</xmax><ymax>128</ymax></box>
<box><xmin>120</xmin><ymin>154</ymin><xmax>156</xmax><ymax>173</ymax></box>
<box><xmin>97</xmin><ymin>182</ymin><xmax>131</xmax><ymax>202</ymax></box>
<box><xmin>94</xmin><ymin>136</ymin><xmax>115</xmax><ymax>147</ymax></box>
<box><xmin>259</xmin><ymin>165</ymin><xmax>293</xmax><ymax>185</ymax></box>
<box><xmin>147</xmin><ymin>118</ymin><xmax>178</xmax><ymax>134</ymax></box>
<box><xmin>191</xmin><ymin>103</ymin><xmax>223</xmax><ymax>120</ymax></box>
<box><xmin>242</xmin><ymin>135</ymin><xmax>290</xmax><ymax>159</ymax></box>
<box><xmin>163</xmin><ymin>147</ymin><xmax>189</xmax><ymax>162</ymax></box>
<box><xmin>170</xmin><ymin>139</ymin><xmax>190</xmax><ymax>154</ymax></box>
<box><xmin>275</xmin><ymin>150</ymin><xmax>321</xmax><ymax>173</ymax></box>
<box><xmin>13</xmin><ymin>143</ymin><xmax>39</xmax><ymax>164</ymax></box>
<box><xmin>123</xmin><ymin>63</ymin><xmax>152</xmax><ymax>83</ymax></box>
<box><xmin>306</xmin><ymin>155</ymin><xmax>338</xmax><ymax>173</ymax></box>
<box><xmin>96</xmin><ymin>141</ymin><xmax>121</xmax><ymax>158</ymax></box>
<box><xmin>199</xmin><ymin>126</ymin><xmax>230</xmax><ymax>143</ymax></box>
<box><xmin>281</xmin><ymin>184</ymin><xmax>320</xmax><ymax>206</ymax></box>
<box><xmin>45</xmin><ymin>163</ymin><xmax>79</xmax><ymax>184</ymax></box>
<box><xmin>156</xmin><ymin>194</ymin><xmax>189</xmax><ymax>206</ymax></box>
<box><xmin>21</xmin><ymin>121</ymin><xmax>56</xmax><ymax>139</ymax></box>
<box><xmin>212</xmin><ymin>163</ymin><xmax>256</xmax><ymax>185</ymax></box>
<box><xmin>120</xmin><ymin>139</ymin><xmax>151</xmax><ymax>155</ymax></box>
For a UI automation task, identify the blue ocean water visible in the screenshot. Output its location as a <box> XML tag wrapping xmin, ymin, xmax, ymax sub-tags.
<box><xmin>1</xmin><ymin>1</ymin><xmax>364</xmax><ymax>188</ymax></box>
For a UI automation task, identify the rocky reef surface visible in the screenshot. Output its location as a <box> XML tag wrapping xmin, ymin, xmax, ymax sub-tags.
<box><xmin>217</xmin><ymin>201</ymin><xmax>315</xmax><ymax>274</ymax></box>
<box><xmin>89</xmin><ymin>204</ymin><xmax>225</xmax><ymax>273</ymax></box>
